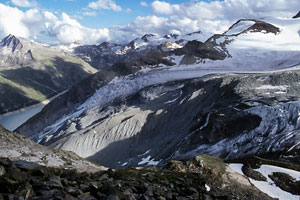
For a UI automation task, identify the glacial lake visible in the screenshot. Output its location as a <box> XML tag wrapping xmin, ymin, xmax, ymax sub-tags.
<box><xmin>0</xmin><ymin>103</ymin><xmax>47</xmax><ymax>131</ymax></box>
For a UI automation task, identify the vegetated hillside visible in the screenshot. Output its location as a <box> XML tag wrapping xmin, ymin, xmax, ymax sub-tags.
<box><xmin>0</xmin><ymin>34</ymin><xmax>97</xmax><ymax>114</ymax></box>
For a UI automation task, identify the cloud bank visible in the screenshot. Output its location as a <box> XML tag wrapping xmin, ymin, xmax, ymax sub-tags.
<box><xmin>10</xmin><ymin>0</ymin><xmax>37</xmax><ymax>8</ymax></box>
<box><xmin>0</xmin><ymin>0</ymin><xmax>299</xmax><ymax>44</ymax></box>
<box><xmin>88</xmin><ymin>0</ymin><xmax>122</xmax><ymax>12</ymax></box>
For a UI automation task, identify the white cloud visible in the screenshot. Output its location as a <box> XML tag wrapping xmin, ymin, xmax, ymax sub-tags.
<box><xmin>125</xmin><ymin>8</ymin><xmax>132</xmax><ymax>13</ymax></box>
<box><xmin>45</xmin><ymin>13</ymin><xmax>110</xmax><ymax>44</ymax></box>
<box><xmin>0</xmin><ymin>3</ymin><xmax>110</xmax><ymax>44</ymax></box>
<box><xmin>88</xmin><ymin>0</ymin><xmax>122</xmax><ymax>12</ymax></box>
<box><xmin>148</xmin><ymin>0</ymin><xmax>300</xmax><ymax>35</ymax></box>
<box><xmin>140</xmin><ymin>1</ymin><xmax>148</xmax><ymax>7</ymax></box>
<box><xmin>11</xmin><ymin>0</ymin><xmax>37</xmax><ymax>8</ymax></box>
<box><xmin>152</xmin><ymin>0</ymin><xmax>300</xmax><ymax>20</ymax></box>
<box><xmin>1</xmin><ymin>0</ymin><xmax>300</xmax><ymax>45</ymax></box>
<box><xmin>83</xmin><ymin>11</ymin><xmax>97</xmax><ymax>16</ymax></box>
<box><xmin>152</xmin><ymin>1</ymin><xmax>180</xmax><ymax>15</ymax></box>
<box><xmin>0</xmin><ymin>3</ymin><xmax>30</xmax><ymax>38</ymax></box>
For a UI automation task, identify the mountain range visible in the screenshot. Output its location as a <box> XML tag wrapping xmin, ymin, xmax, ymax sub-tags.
<box><xmin>0</xmin><ymin>34</ymin><xmax>97</xmax><ymax>114</ymax></box>
<box><xmin>0</xmin><ymin>15</ymin><xmax>300</xmax><ymax>199</ymax></box>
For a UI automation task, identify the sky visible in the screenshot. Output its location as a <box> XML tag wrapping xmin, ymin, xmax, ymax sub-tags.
<box><xmin>0</xmin><ymin>0</ymin><xmax>299</xmax><ymax>44</ymax></box>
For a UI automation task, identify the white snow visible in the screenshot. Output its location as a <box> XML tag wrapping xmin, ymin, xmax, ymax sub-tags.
<box><xmin>225</xmin><ymin>20</ymin><xmax>256</xmax><ymax>35</ymax></box>
<box><xmin>167</xmin><ymin>55</ymin><xmax>184</xmax><ymax>66</ymax></box>
<box><xmin>138</xmin><ymin>150</ymin><xmax>150</xmax><ymax>157</ymax></box>
<box><xmin>229</xmin><ymin>163</ymin><xmax>300</xmax><ymax>200</ymax></box>
<box><xmin>256</xmin><ymin>85</ymin><xmax>288</xmax><ymax>91</ymax></box>
<box><xmin>228</xmin><ymin>163</ymin><xmax>244</xmax><ymax>175</ymax></box>
<box><xmin>138</xmin><ymin>156</ymin><xmax>160</xmax><ymax>166</ymax></box>
<box><xmin>205</xmin><ymin>184</ymin><xmax>211</xmax><ymax>192</ymax></box>
<box><xmin>257</xmin><ymin>165</ymin><xmax>300</xmax><ymax>181</ymax></box>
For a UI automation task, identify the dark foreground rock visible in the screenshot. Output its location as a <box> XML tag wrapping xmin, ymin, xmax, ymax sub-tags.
<box><xmin>0</xmin><ymin>155</ymin><xmax>273</xmax><ymax>200</ymax></box>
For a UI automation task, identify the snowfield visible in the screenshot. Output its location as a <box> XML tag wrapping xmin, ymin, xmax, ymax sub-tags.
<box><xmin>229</xmin><ymin>164</ymin><xmax>300</xmax><ymax>200</ymax></box>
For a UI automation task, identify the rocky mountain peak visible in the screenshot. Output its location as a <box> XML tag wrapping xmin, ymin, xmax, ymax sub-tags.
<box><xmin>141</xmin><ymin>34</ymin><xmax>155</xmax><ymax>42</ymax></box>
<box><xmin>224</xmin><ymin>19</ymin><xmax>280</xmax><ymax>36</ymax></box>
<box><xmin>164</xmin><ymin>33</ymin><xmax>179</xmax><ymax>39</ymax></box>
<box><xmin>0</xmin><ymin>34</ymin><xmax>23</xmax><ymax>52</ymax></box>
<box><xmin>293</xmin><ymin>11</ymin><xmax>300</xmax><ymax>19</ymax></box>
<box><xmin>186</xmin><ymin>31</ymin><xmax>202</xmax><ymax>36</ymax></box>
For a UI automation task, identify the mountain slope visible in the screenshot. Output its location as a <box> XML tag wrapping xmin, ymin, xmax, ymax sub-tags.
<box><xmin>0</xmin><ymin>125</ymin><xmax>103</xmax><ymax>172</ymax></box>
<box><xmin>17</xmin><ymin>17</ymin><xmax>300</xmax><ymax>169</ymax></box>
<box><xmin>0</xmin><ymin>35</ymin><xmax>97</xmax><ymax>114</ymax></box>
<box><xmin>73</xmin><ymin>32</ymin><xmax>206</xmax><ymax>69</ymax></box>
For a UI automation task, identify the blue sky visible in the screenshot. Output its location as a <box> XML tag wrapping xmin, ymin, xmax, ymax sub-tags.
<box><xmin>0</xmin><ymin>0</ymin><xmax>298</xmax><ymax>44</ymax></box>
<box><xmin>8</xmin><ymin>0</ymin><xmax>204</xmax><ymax>28</ymax></box>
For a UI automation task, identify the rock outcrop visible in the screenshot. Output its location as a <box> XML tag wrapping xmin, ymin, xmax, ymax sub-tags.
<box><xmin>0</xmin><ymin>155</ymin><xmax>275</xmax><ymax>200</ymax></box>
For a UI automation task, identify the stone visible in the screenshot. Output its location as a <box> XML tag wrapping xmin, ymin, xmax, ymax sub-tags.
<box><xmin>67</xmin><ymin>187</ymin><xmax>83</xmax><ymax>196</ymax></box>
<box><xmin>145</xmin><ymin>187</ymin><xmax>154</xmax><ymax>196</ymax></box>
<box><xmin>48</xmin><ymin>176</ymin><xmax>63</xmax><ymax>189</ymax></box>
<box><xmin>18</xmin><ymin>182</ymin><xmax>35</xmax><ymax>199</ymax></box>
<box><xmin>0</xmin><ymin>158</ymin><xmax>11</xmax><ymax>166</ymax></box>
<box><xmin>35</xmin><ymin>189</ymin><xmax>56</xmax><ymax>197</ymax></box>
<box><xmin>0</xmin><ymin>177</ymin><xmax>21</xmax><ymax>193</ymax></box>
<box><xmin>8</xmin><ymin>167</ymin><xmax>28</xmax><ymax>182</ymax></box>
<box><xmin>0</xmin><ymin>166</ymin><xmax>5</xmax><ymax>177</ymax></box>
<box><xmin>32</xmin><ymin>181</ymin><xmax>50</xmax><ymax>191</ymax></box>
<box><xmin>31</xmin><ymin>167</ymin><xmax>47</xmax><ymax>177</ymax></box>
<box><xmin>13</xmin><ymin>161</ymin><xmax>41</xmax><ymax>171</ymax></box>
<box><xmin>107</xmin><ymin>195</ymin><xmax>120</xmax><ymax>200</ymax></box>
<box><xmin>80</xmin><ymin>184</ymin><xmax>90</xmax><ymax>193</ymax></box>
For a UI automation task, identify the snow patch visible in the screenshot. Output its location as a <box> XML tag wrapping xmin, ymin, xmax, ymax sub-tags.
<box><xmin>225</xmin><ymin>21</ymin><xmax>256</xmax><ymax>35</ymax></box>
<box><xmin>228</xmin><ymin>163</ymin><xmax>244</xmax><ymax>176</ymax></box>
<box><xmin>256</xmin><ymin>85</ymin><xmax>288</xmax><ymax>90</ymax></box>
<box><xmin>205</xmin><ymin>184</ymin><xmax>211</xmax><ymax>192</ymax></box>
<box><xmin>138</xmin><ymin>156</ymin><xmax>160</xmax><ymax>166</ymax></box>
<box><xmin>229</xmin><ymin>163</ymin><xmax>300</xmax><ymax>200</ymax></box>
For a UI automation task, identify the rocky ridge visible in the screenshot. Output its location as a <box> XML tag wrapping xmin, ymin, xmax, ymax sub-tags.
<box><xmin>0</xmin><ymin>35</ymin><xmax>97</xmax><ymax>114</ymax></box>
<box><xmin>0</xmin><ymin>155</ymin><xmax>277</xmax><ymax>200</ymax></box>
<box><xmin>0</xmin><ymin>125</ymin><xmax>104</xmax><ymax>172</ymax></box>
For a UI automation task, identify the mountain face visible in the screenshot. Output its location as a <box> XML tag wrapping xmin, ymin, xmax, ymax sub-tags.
<box><xmin>73</xmin><ymin>32</ymin><xmax>206</xmax><ymax>69</ymax></box>
<box><xmin>16</xmin><ymin>17</ymin><xmax>300</xmax><ymax>172</ymax></box>
<box><xmin>0</xmin><ymin>35</ymin><xmax>97</xmax><ymax>114</ymax></box>
<box><xmin>0</xmin><ymin>34</ymin><xmax>33</xmax><ymax>66</ymax></box>
<box><xmin>293</xmin><ymin>11</ymin><xmax>300</xmax><ymax>18</ymax></box>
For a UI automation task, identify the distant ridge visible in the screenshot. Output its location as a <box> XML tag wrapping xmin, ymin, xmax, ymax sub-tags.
<box><xmin>293</xmin><ymin>11</ymin><xmax>300</xmax><ymax>18</ymax></box>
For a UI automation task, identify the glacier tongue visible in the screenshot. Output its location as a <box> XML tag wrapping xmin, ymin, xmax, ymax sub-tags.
<box><xmin>176</xmin><ymin>101</ymin><xmax>300</xmax><ymax>160</ymax></box>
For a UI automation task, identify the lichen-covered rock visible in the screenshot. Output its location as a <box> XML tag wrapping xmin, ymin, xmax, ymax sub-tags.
<box><xmin>0</xmin><ymin>157</ymin><xmax>276</xmax><ymax>199</ymax></box>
